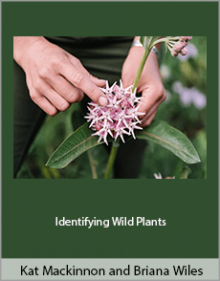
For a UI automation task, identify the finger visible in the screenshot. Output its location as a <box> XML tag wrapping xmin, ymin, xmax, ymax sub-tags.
<box><xmin>52</xmin><ymin>75</ymin><xmax>84</xmax><ymax>103</ymax></box>
<box><xmin>138</xmin><ymin>87</ymin><xmax>166</xmax><ymax>115</ymax></box>
<box><xmin>141</xmin><ymin>105</ymin><xmax>158</xmax><ymax>123</ymax></box>
<box><xmin>141</xmin><ymin>107</ymin><xmax>157</xmax><ymax>125</ymax></box>
<box><xmin>141</xmin><ymin>111</ymin><xmax>157</xmax><ymax>127</ymax></box>
<box><xmin>88</xmin><ymin>74</ymin><xmax>106</xmax><ymax>88</ymax></box>
<box><xmin>43</xmin><ymin>88</ymin><xmax>70</xmax><ymax>112</ymax></box>
<box><xmin>67</xmin><ymin>55</ymin><xmax>106</xmax><ymax>88</ymax></box>
<box><xmin>140</xmin><ymin>89</ymin><xmax>166</xmax><ymax>127</ymax></box>
<box><xmin>59</xmin><ymin>63</ymin><xmax>108</xmax><ymax>106</ymax></box>
<box><xmin>121</xmin><ymin>78</ymin><xmax>134</xmax><ymax>90</ymax></box>
<box><xmin>30</xmin><ymin>90</ymin><xmax>58</xmax><ymax>116</ymax></box>
<box><xmin>140</xmin><ymin>92</ymin><xmax>166</xmax><ymax>121</ymax></box>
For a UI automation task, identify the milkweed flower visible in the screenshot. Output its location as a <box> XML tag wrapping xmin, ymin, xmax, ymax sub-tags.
<box><xmin>85</xmin><ymin>81</ymin><xmax>145</xmax><ymax>145</ymax></box>
<box><xmin>165</xmin><ymin>36</ymin><xmax>192</xmax><ymax>57</ymax></box>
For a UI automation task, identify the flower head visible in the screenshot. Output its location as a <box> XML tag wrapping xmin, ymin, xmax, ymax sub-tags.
<box><xmin>84</xmin><ymin>81</ymin><xmax>145</xmax><ymax>145</ymax></box>
<box><xmin>165</xmin><ymin>36</ymin><xmax>193</xmax><ymax>57</ymax></box>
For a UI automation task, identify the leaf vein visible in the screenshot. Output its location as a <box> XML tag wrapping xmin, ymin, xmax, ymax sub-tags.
<box><xmin>139</xmin><ymin>131</ymin><xmax>195</xmax><ymax>160</ymax></box>
<box><xmin>51</xmin><ymin>135</ymin><xmax>94</xmax><ymax>164</ymax></box>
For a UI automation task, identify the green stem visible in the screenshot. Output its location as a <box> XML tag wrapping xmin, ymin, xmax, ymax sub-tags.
<box><xmin>150</xmin><ymin>37</ymin><xmax>168</xmax><ymax>48</ymax></box>
<box><xmin>179</xmin><ymin>166</ymin><xmax>191</xmax><ymax>179</ymax></box>
<box><xmin>104</xmin><ymin>36</ymin><xmax>164</xmax><ymax>179</ymax></box>
<box><xmin>87</xmin><ymin>150</ymin><xmax>98</xmax><ymax>179</ymax></box>
<box><xmin>104</xmin><ymin>141</ymin><xmax>120</xmax><ymax>179</ymax></box>
<box><xmin>132</xmin><ymin>36</ymin><xmax>168</xmax><ymax>92</ymax></box>
<box><xmin>132</xmin><ymin>47</ymin><xmax>151</xmax><ymax>92</ymax></box>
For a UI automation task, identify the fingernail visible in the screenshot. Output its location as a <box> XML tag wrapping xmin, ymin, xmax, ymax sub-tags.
<box><xmin>99</xmin><ymin>96</ymin><xmax>107</xmax><ymax>106</ymax></box>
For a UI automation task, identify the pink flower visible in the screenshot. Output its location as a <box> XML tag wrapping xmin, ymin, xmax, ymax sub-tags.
<box><xmin>180</xmin><ymin>48</ymin><xmax>188</xmax><ymax>56</ymax></box>
<box><xmin>84</xmin><ymin>81</ymin><xmax>145</xmax><ymax>145</ymax></box>
<box><xmin>154</xmin><ymin>173</ymin><xmax>163</xmax><ymax>179</ymax></box>
<box><xmin>165</xmin><ymin>36</ymin><xmax>192</xmax><ymax>57</ymax></box>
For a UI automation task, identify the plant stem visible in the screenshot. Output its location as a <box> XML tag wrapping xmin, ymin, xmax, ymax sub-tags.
<box><xmin>150</xmin><ymin>37</ymin><xmax>168</xmax><ymax>47</ymax></box>
<box><xmin>104</xmin><ymin>36</ymin><xmax>162</xmax><ymax>179</ymax></box>
<box><xmin>132</xmin><ymin>36</ymin><xmax>167</xmax><ymax>92</ymax></box>
<box><xmin>179</xmin><ymin>166</ymin><xmax>191</xmax><ymax>179</ymax></box>
<box><xmin>104</xmin><ymin>141</ymin><xmax>120</xmax><ymax>179</ymax></box>
<box><xmin>88</xmin><ymin>150</ymin><xmax>98</xmax><ymax>179</ymax></box>
<box><xmin>132</xmin><ymin>47</ymin><xmax>151</xmax><ymax>92</ymax></box>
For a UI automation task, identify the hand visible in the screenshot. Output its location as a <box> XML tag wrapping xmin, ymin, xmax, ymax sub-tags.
<box><xmin>122</xmin><ymin>45</ymin><xmax>166</xmax><ymax>127</ymax></box>
<box><xmin>13</xmin><ymin>37</ymin><xmax>107</xmax><ymax>116</ymax></box>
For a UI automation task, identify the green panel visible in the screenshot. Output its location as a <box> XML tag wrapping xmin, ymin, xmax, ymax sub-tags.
<box><xmin>2</xmin><ymin>1</ymin><xmax>218</xmax><ymax>259</ymax></box>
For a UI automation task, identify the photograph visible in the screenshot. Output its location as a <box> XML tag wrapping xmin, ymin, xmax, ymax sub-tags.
<box><xmin>14</xmin><ymin>36</ymin><xmax>206</xmax><ymax>179</ymax></box>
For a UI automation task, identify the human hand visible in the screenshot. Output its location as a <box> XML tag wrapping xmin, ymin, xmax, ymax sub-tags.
<box><xmin>13</xmin><ymin>37</ymin><xmax>107</xmax><ymax>116</ymax></box>
<box><xmin>121</xmin><ymin>44</ymin><xmax>166</xmax><ymax>127</ymax></box>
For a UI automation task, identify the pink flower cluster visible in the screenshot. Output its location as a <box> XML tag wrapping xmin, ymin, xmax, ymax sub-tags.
<box><xmin>166</xmin><ymin>36</ymin><xmax>193</xmax><ymax>57</ymax></box>
<box><xmin>85</xmin><ymin>81</ymin><xmax>145</xmax><ymax>145</ymax></box>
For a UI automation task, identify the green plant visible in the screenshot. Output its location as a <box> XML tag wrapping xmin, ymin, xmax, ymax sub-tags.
<box><xmin>46</xmin><ymin>36</ymin><xmax>201</xmax><ymax>179</ymax></box>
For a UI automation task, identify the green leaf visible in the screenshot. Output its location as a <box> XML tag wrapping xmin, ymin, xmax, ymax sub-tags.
<box><xmin>136</xmin><ymin>120</ymin><xmax>201</xmax><ymax>164</ymax></box>
<box><xmin>46</xmin><ymin>122</ymin><xmax>108</xmax><ymax>169</ymax></box>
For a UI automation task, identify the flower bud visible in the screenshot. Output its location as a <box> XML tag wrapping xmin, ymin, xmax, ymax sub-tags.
<box><xmin>174</xmin><ymin>42</ymin><xmax>183</xmax><ymax>52</ymax></box>
<box><xmin>166</xmin><ymin>36</ymin><xmax>192</xmax><ymax>57</ymax></box>
<box><xmin>171</xmin><ymin>49</ymin><xmax>178</xmax><ymax>57</ymax></box>
<box><xmin>180</xmin><ymin>48</ymin><xmax>188</xmax><ymax>55</ymax></box>
<box><xmin>180</xmin><ymin>36</ymin><xmax>192</xmax><ymax>41</ymax></box>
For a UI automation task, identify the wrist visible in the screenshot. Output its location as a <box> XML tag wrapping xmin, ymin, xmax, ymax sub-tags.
<box><xmin>132</xmin><ymin>37</ymin><xmax>160</xmax><ymax>60</ymax></box>
<box><xmin>132</xmin><ymin>36</ymin><xmax>162</xmax><ymax>50</ymax></box>
<box><xmin>13</xmin><ymin>36</ymin><xmax>46</xmax><ymax>66</ymax></box>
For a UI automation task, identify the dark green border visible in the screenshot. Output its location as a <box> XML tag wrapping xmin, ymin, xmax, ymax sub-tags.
<box><xmin>2</xmin><ymin>2</ymin><xmax>219</xmax><ymax>258</ymax></box>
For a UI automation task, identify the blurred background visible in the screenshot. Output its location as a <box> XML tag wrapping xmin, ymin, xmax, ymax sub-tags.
<box><xmin>17</xmin><ymin>37</ymin><xmax>207</xmax><ymax>179</ymax></box>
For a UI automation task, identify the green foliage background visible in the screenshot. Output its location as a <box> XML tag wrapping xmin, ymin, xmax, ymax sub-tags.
<box><xmin>17</xmin><ymin>37</ymin><xmax>207</xmax><ymax>179</ymax></box>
